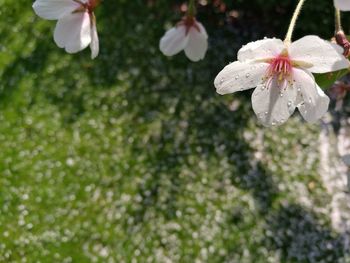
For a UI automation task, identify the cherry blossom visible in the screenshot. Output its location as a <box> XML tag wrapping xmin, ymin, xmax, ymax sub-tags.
<box><xmin>33</xmin><ymin>0</ymin><xmax>99</xmax><ymax>59</ymax></box>
<box><xmin>334</xmin><ymin>0</ymin><xmax>350</xmax><ymax>11</ymax></box>
<box><xmin>159</xmin><ymin>16</ymin><xmax>208</xmax><ymax>62</ymax></box>
<box><xmin>214</xmin><ymin>36</ymin><xmax>350</xmax><ymax>126</ymax></box>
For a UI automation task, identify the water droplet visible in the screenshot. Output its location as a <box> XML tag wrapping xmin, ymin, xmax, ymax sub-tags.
<box><xmin>245</xmin><ymin>73</ymin><xmax>250</xmax><ymax>78</ymax></box>
<box><xmin>235</xmin><ymin>75</ymin><xmax>239</xmax><ymax>80</ymax></box>
<box><xmin>287</xmin><ymin>100</ymin><xmax>292</xmax><ymax>107</ymax></box>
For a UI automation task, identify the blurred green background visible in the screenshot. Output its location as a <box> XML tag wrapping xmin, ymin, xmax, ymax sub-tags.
<box><xmin>1</xmin><ymin>0</ymin><xmax>350</xmax><ymax>262</ymax></box>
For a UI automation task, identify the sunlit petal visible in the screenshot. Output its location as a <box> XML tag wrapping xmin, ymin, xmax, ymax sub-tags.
<box><xmin>215</xmin><ymin>62</ymin><xmax>269</xmax><ymax>95</ymax></box>
<box><xmin>54</xmin><ymin>11</ymin><xmax>91</xmax><ymax>54</ymax></box>
<box><xmin>33</xmin><ymin>0</ymin><xmax>80</xmax><ymax>20</ymax></box>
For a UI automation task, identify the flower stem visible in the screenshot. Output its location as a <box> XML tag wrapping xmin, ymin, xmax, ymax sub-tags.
<box><xmin>188</xmin><ymin>0</ymin><xmax>196</xmax><ymax>17</ymax></box>
<box><xmin>335</xmin><ymin>8</ymin><xmax>343</xmax><ymax>32</ymax></box>
<box><xmin>334</xmin><ymin>8</ymin><xmax>350</xmax><ymax>56</ymax></box>
<box><xmin>284</xmin><ymin>0</ymin><xmax>306</xmax><ymax>45</ymax></box>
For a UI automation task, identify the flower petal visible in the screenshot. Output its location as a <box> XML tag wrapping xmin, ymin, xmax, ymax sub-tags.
<box><xmin>334</xmin><ymin>0</ymin><xmax>350</xmax><ymax>11</ymax></box>
<box><xmin>32</xmin><ymin>0</ymin><xmax>81</xmax><ymax>20</ymax></box>
<box><xmin>293</xmin><ymin>68</ymin><xmax>330</xmax><ymax>123</ymax></box>
<box><xmin>159</xmin><ymin>25</ymin><xmax>189</xmax><ymax>57</ymax></box>
<box><xmin>252</xmin><ymin>77</ymin><xmax>298</xmax><ymax>126</ymax></box>
<box><xmin>90</xmin><ymin>13</ymin><xmax>99</xmax><ymax>59</ymax></box>
<box><xmin>215</xmin><ymin>62</ymin><xmax>268</xmax><ymax>95</ymax></box>
<box><xmin>54</xmin><ymin>11</ymin><xmax>91</xmax><ymax>54</ymax></box>
<box><xmin>237</xmin><ymin>38</ymin><xmax>285</xmax><ymax>62</ymax></box>
<box><xmin>289</xmin><ymin>35</ymin><xmax>349</xmax><ymax>73</ymax></box>
<box><xmin>184</xmin><ymin>22</ymin><xmax>208</xmax><ymax>62</ymax></box>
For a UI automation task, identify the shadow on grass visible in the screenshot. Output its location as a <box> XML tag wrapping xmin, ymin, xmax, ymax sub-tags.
<box><xmin>266</xmin><ymin>203</ymin><xmax>347</xmax><ymax>262</ymax></box>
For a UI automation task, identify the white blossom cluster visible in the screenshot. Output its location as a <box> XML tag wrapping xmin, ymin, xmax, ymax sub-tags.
<box><xmin>32</xmin><ymin>0</ymin><xmax>350</xmax><ymax>127</ymax></box>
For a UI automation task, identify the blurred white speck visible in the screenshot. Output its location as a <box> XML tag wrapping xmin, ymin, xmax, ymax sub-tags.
<box><xmin>66</xmin><ymin>158</ymin><xmax>75</xmax><ymax>167</ymax></box>
<box><xmin>100</xmin><ymin>247</ymin><xmax>109</xmax><ymax>258</ymax></box>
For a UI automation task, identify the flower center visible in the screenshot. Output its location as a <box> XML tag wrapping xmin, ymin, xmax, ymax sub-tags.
<box><xmin>87</xmin><ymin>0</ymin><xmax>100</xmax><ymax>12</ymax></box>
<box><xmin>177</xmin><ymin>16</ymin><xmax>201</xmax><ymax>35</ymax></box>
<box><xmin>268</xmin><ymin>53</ymin><xmax>292</xmax><ymax>82</ymax></box>
<box><xmin>260</xmin><ymin>51</ymin><xmax>295</xmax><ymax>91</ymax></box>
<box><xmin>74</xmin><ymin>0</ymin><xmax>100</xmax><ymax>13</ymax></box>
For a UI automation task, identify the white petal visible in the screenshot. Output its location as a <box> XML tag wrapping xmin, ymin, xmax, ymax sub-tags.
<box><xmin>184</xmin><ymin>22</ymin><xmax>208</xmax><ymax>62</ymax></box>
<box><xmin>32</xmin><ymin>0</ymin><xmax>81</xmax><ymax>20</ymax></box>
<box><xmin>293</xmin><ymin>68</ymin><xmax>330</xmax><ymax>123</ymax></box>
<box><xmin>90</xmin><ymin>14</ymin><xmax>99</xmax><ymax>59</ymax></box>
<box><xmin>54</xmin><ymin>11</ymin><xmax>91</xmax><ymax>54</ymax></box>
<box><xmin>159</xmin><ymin>25</ymin><xmax>189</xmax><ymax>56</ymax></box>
<box><xmin>334</xmin><ymin>0</ymin><xmax>350</xmax><ymax>11</ymax></box>
<box><xmin>252</xmin><ymin>77</ymin><xmax>298</xmax><ymax>127</ymax></box>
<box><xmin>290</xmin><ymin>35</ymin><xmax>349</xmax><ymax>73</ymax></box>
<box><xmin>237</xmin><ymin>38</ymin><xmax>285</xmax><ymax>62</ymax></box>
<box><xmin>214</xmin><ymin>62</ymin><xmax>268</xmax><ymax>95</ymax></box>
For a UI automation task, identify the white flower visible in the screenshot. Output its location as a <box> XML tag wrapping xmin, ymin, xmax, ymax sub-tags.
<box><xmin>334</xmin><ymin>0</ymin><xmax>350</xmax><ymax>11</ymax></box>
<box><xmin>32</xmin><ymin>0</ymin><xmax>99</xmax><ymax>59</ymax></box>
<box><xmin>160</xmin><ymin>16</ymin><xmax>208</xmax><ymax>62</ymax></box>
<box><xmin>214</xmin><ymin>36</ymin><xmax>350</xmax><ymax>126</ymax></box>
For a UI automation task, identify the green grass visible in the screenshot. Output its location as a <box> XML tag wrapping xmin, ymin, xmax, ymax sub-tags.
<box><xmin>0</xmin><ymin>0</ymin><xmax>349</xmax><ymax>262</ymax></box>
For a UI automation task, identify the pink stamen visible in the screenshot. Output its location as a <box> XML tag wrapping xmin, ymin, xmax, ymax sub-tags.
<box><xmin>262</xmin><ymin>53</ymin><xmax>293</xmax><ymax>90</ymax></box>
<box><xmin>263</xmin><ymin>53</ymin><xmax>294</xmax><ymax>90</ymax></box>
<box><xmin>268</xmin><ymin>54</ymin><xmax>292</xmax><ymax>77</ymax></box>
